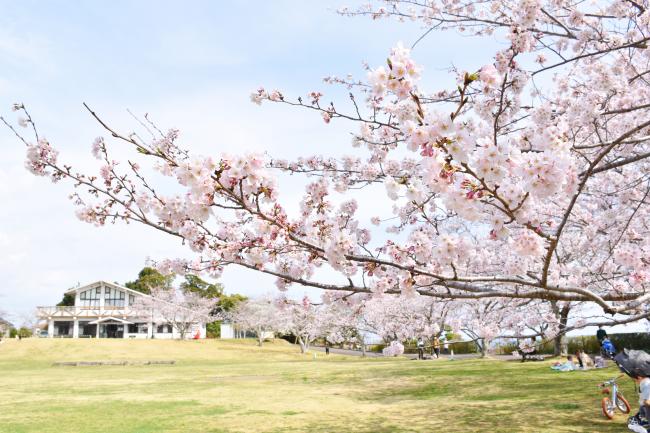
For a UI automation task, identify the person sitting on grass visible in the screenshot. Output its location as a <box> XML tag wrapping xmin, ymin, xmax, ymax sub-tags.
<box><xmin>517</xmin><ymin>338</ymin><xmax>536</xmax><ymax>362</ymax></box>
<box><xmin>574</xmin><ymin>351</ymin><xmax>584</xmax><ymax>369</ymax></box>
<box><xmin>551</xmin><ymin>355</ymin><xmax>577</xmax><ymax>372</ymax></box>
<box><xmin>580</xmin><ymin>350</ymin><xmax>594</xmax><ymax>369</ymax></box>
<box><xmin>574</xmin><ymin>350</ymin><xmax>594</xmax><ymax>370</ymax></box>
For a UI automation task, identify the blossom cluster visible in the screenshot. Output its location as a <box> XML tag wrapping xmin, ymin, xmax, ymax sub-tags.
<box><xmin>382</xmin><ymin>340</ymin><xmax>405</xmax><ymax>357</ymax></box>
<box><xmin>11</xmin><ymin>0</ymin><xmax>650</xmax><ymax>335</ymax></box>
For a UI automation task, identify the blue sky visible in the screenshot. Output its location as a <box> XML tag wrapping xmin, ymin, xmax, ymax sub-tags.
<box><xmin>0</xmin><ymin>1</ymin><xmax>504</xmax><ymax>322</ymax></box>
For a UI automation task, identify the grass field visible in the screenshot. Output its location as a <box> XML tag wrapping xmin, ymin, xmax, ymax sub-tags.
<box><xmin>0</xmin><ymin>339</ymin><xmax>639</xmax><ymax>433</ymax></box>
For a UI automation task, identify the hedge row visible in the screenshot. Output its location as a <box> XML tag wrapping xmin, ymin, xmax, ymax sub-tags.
<box><xmin>497</xmin><ymin>332</ymin><xmax>650</xmax><ymax>355</ymax></box>
<box><xmin>569</xmin><ymin>332</ymin><xmax>650</xmax><ymax>354</ymax></box>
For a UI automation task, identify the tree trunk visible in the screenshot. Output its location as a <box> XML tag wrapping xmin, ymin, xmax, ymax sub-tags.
<box><xmin>480</xmin><ymin>338</ymin><xmax>488</xmax><ymax>358</ymax></box>
<box><xmin>298</xmin><ymin>337</ymin><xmax>308</xmax><ymax>353</ymax></box>
<box><xmin>361</xmin><ymin>342</ymin><xmax>366</xmax><ymax>358</ymax></box>
<box><xmin>553</xmin><ymin>305</ymin><xmax>571</xmax><ymax>356</ymax></box>
<box><xmin>257</xmin><ymin>327</ymin><xmax>263</xmax><ymax>346</ymax></box>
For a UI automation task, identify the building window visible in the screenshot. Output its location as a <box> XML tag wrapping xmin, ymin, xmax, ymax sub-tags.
<box><xmin>79</xmin><ymin>287</ymin><xmax>101</xmax><ymax>307</ymax></box>
<box><xmin>128</xmin><ymin>294</ymin><xmax>135</xmax><ymax>306</ymax></box>
<box><xmin>104</xmin><ymin>287</ymin><xmax>125</xmax><ymax>308</ymax></box>
<box><xmin>79</xmin><ymin>321</ymin><xmax>97</xmax><ymax>337</ymax></box>
<box><xmin>127</xmin><ymin>323</ymin><xmax>148</xmax><ymax>334</ymax></box>
<box><xmin>54</xmin><ymin>321</ymin><xmax>72</xmax><ymax>337</ymax></box>
<box><xmin>157</xmin><ymin>324</ymin><xmax>171</xmax><ymax>334</ymax></box>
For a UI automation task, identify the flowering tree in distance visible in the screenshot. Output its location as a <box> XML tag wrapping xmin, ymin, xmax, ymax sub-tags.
<box><xmin>229</xmin><ymin>297</ymin><xmax>281</xmax><ymax>346</ymax></box>
<box><xmin>5</xmin><ymin>0</ymin><xmax>650</xmax><ymax>333</ymax></box>
<box><xmin>454</xmin><ymin>300</ymin><xmax>513</xmax><ymax>357</ymax></box>
<box><xmin>362</xmin><ymin>294</ymin><xmax>447</xmax><ymax>343</ymax></box>
<box><xmin>319</xmin><ymin>294</ymin><xmax>367</xmax><ymax>351</ymax></box>
<box><xmin>277</xmin><ymin>296</ymin><xmax>323</xmax><ymax>354</ymax></box>
<box><xmin>134</xmin><ymin>287</ymin><xmax>218</xmax><ymax>339</ymax></box>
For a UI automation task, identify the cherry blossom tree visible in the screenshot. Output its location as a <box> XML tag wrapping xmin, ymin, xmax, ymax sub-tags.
<box><xmin>382</xmin><ymin>340</ymin><xmax>405</xmax><ymax>357</ymax></box>
<box><xmin>362</xmin><ymin>294</ymin><xmax>449</xmax><ymax>344</ymax></box>
<box><xmin>319</xmin><ymin>293</ymin><xmax>366</xmax><ymax>350</ymax></box>
<box><xmin>453</xmin><ymin>300</ymin><xmax>511</xmax><ymax>357</ymax></box>
<box><xmin>134</xmin><ymin>287</ymin><xmax>218</xmax><ymax>339</ymax></box>
<box><xmin>229</xmin><ymin>297</ymin><xmax>281</xmax><ymax>346</ymax></box>
<box><xmin>447</xmin><ymin>298</ymin><xmax>560</xmax><ymax>356</ymax></box>
<box><xmin>5</xmin><ymin>0</ymin><xmax>650</xmax><ymax>334</ymax></box>
<box><xmin>277</xmin><ymin>296</ymin><xmax>324</xmax><ymax>353</ymax></box>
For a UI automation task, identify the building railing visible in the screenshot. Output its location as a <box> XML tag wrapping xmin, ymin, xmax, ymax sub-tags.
<box><xmin>36</xmin><ymin>306</ymin><xmax>140</xmax><ymax>318</ymax></box>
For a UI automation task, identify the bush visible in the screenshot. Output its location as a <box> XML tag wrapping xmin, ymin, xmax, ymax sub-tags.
<box><xmin>496</xmin><ymin>339</ymin><xmax>555</xmax><ymax>355</ymax></box>
<box><xmin>569</xmin><ymin>333</ymin><xmax>650</xmax><ymax>354</ymax></box>
<box><xmin>609</xmin><ymin>332</ymin><xmax>650</xmax><ymax>352</ymax></box>
<box><xmin>206</xmin><ymin>321</ymin><xmax>221</xmax><ymax>338</ymax></box>
<box><xmin>495</xmin><ymin>332</ymin><xmax>650</xmax><ymax>356</ymax></box>
<box><xmin>18</xmin><ymin>327</ymin><xmax>32</xmax><ymax>338</ymax></box>
<box><xmin>449</xmin><ymin>341</ymin><xmax>479</xmax><ymax>354</ymax></box>
<box><xmin>9</xmin><ymin>327</ymin><xmax>33</xmax><ymax>338</ymax></box>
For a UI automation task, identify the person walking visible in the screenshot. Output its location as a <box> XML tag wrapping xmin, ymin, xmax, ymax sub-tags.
<box><xmin>433</xmin><ymin>337</ymin><xmax>441</xmax><ymax>359</ymax></box>
<box><xmin>417</xmin><ymin>337</ymin><xmax>425</xmax><ymax>360</ymax></box>
<box><xmin>325</xmin><ymin>342</ymin><xmax>330</xmax><ymax>355</ymax></box>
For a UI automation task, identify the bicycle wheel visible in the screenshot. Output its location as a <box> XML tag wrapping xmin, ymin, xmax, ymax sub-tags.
<box><xmin>616</xmin><ymin>394</ymin><xmax>631</xmax><ymax>414</ymax></box>
<box><xmin>601</xmin><ymin>397</ymin><xmax>615</xmax><ymax>419</ymax></box>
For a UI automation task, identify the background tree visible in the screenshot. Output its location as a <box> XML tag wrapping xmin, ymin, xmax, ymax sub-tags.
<box><xmin>319</xmin><ymin>294</ymin><xmax>366</xmax><ymax>352</ymax></box>
<box><xmin>180</xmin><ymin>274</ymin><xmax>247</xmax><ymax>337</ymax></box>
<box><xmin>125</xmin><ymin>267</ymin><xmax>173</xmax><ymax>295</ymax></box>
<box><xmin>9</xmin><ymin>327</ymin><xmax>33</xmax><ymax>338</ymax></box>
<box><xmin>180</xmin><ymin>274</ymin><xmax>223</xmax><ymax>298</ymax></box>
<box><xmin>362</xmin><ymin>295</ymin><xmax>448</xmax><ymax>345</ymax></box>
<box><xmin>217</xmin><ymin>293</ymin><xmax>248</xmax><ymax>313</ymax></box>
<box><xmin>133</xmin><ymin>287</ymin><xmax>218</xmax><ymax>339</ymax></box>
<box><xmin>229</xmin><ymin>297</ymin><xmax>281</xmax><ymax>346</ymax></box>
<box><xmin>277</xmin><ymin>296</ymin><xmax>323</xmax><ymax>354</ymax></box>
<box><xmin>56</xmin><ymin>293</ymin><xmax>75</xmax><ymax>307</ymax></box>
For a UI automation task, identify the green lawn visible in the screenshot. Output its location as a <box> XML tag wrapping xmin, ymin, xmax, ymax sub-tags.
<box><xmin>0</xmin><ymin>339</ymin><xmax>638</xmax><ymax>432</ymax></box>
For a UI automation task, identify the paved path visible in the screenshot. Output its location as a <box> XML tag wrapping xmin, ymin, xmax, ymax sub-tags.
<box><xmin>310</xmin><ymin>346</ymin><xmax>383</xmax><ymax>357</ymax></box>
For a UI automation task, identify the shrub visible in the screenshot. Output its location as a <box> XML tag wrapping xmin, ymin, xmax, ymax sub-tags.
<box><xmin>17</xmin><ymin>327</ymin><xmax>33</xmax><ymax>338</ymax></box>
<box><xmin>569</xmin><ymin>333</ymin><xmax>650</xmax><ymax>354</ymax></box>
<box><xmin>9</xmin><ymin>327</ymin><xmax>33</xmax><ymax>338</ymax></box>
<box><xmin>495</xmin><ymin>332</ymin><xmax>650</xmax><ymax>356</ymax></box>
<box><xmin>206</xmin><ymin>321</ymin><xmax>221</xmax><ymax>338</ymax></box>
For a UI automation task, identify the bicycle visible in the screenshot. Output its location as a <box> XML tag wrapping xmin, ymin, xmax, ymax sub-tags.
<box><xmin>599</xmin><ymin>374</ymin><xmax>631</xmax><ymax>419</ymax></box>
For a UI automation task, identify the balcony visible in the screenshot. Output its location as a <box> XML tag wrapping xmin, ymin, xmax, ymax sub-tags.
<box><xmin>36</xmin><ymin>305</ymin><xmax>137</xmax><ymax>318</ymax></box>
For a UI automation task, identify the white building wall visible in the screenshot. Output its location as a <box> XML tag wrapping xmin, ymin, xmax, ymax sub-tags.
<box><xmin>220</xmin><ymin>323</ymin><xmax>234</xmax><ymax>339</ymax></box>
